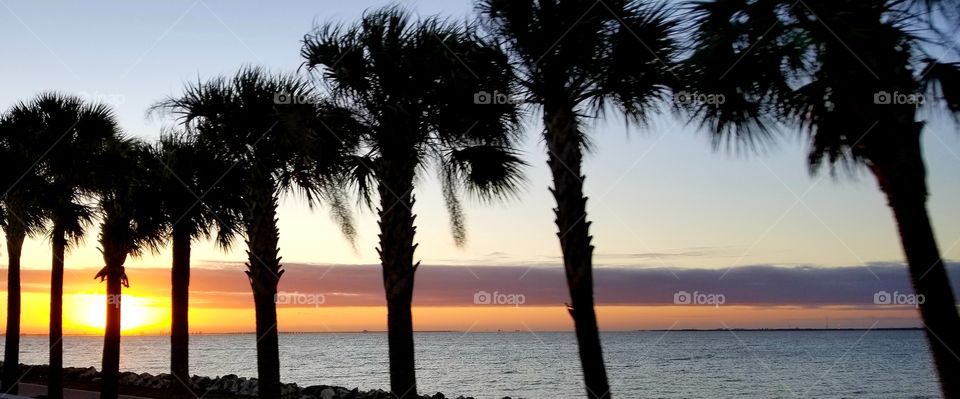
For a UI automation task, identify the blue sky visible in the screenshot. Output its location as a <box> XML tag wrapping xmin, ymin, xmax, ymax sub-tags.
<box><xmin>2</xmin><ymin>0</ymin><xmax>959</xmax><ymax>272</ymax></box>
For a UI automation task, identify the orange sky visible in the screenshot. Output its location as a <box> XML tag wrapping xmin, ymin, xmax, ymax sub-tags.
<box><xmin>6</xmin><ymin>293</ymin><xmax>925</xmax><ymax>335</ymax></box>
<box><xmin>1</xmin><ymin>263</ymin><xmax>930</xmax><ymax>335</ymax></box>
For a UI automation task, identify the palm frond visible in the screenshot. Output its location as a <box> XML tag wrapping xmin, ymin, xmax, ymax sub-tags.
<box><xmin>95</xmin><ymin>136</ymin><xmax>169</xmax><ymax>259</ymax></box>
<box><xmin>441</xmin><ymin>170</ymin><xmax>467</xmax><ymax>247</ymax></box>
<box><xmin>443</xmin><ymin>145</ymin><xmax>527</xmax><ymax>203</ymax></box>
<box><xmin>342</xmin><ymin>154</ymin><xmax>378</xmax><ymax>209</ymax></box>
<box><xmin>922</xmin><ymin>59</ymin><xmax>960</xmax><ymax>115</ymax></box>
<box><xmin>155</xmin><ymin>66</ymin><xmax>364</xmax><ymax>245</ymax></box>
<box><xmin>1</xmin><ymin>92</ymin><xmax>119</xmax><ymax>241</ymax></box>
<box><xmin>303</xmin><ymin>6</ymin><xmax>526</xmax><ymax>246</ymax></box>
<box><xmin>320</xmin><ymin>178</ymin><xmax>357</xmax><ymax>247</ymax></box>
<box><xmin>677</xmin><ymin>0</ymin><xmax>799</xmax><ymax>151</ymax></box>
<box><xmin>302</xmin><ymin>21</ymin><xmax>371</xmax><ymax>100</ymax></box>
<box><xmin>596</xmin><ymin>1</ymin><xmax>680</xmax><ymax>124</ymax></box>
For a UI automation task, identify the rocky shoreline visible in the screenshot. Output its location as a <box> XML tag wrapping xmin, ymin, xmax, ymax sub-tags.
<box><xmin>8</xmin><ymin>363</ymin><xmax>498</xmax><ymax>399</ymax></box>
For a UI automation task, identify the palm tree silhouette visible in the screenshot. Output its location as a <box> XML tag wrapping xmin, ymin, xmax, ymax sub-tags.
<box><xmin>302</xmin><ymin>7</ymin><xmax>525</xmax><ymax>397</ymax></box>
<box><xmin>92</xmin><ymin>137</ymin><xmax>167</xmax><ymax>399</ymax></box>
<box><xmin>0</xmin><ymin>98</ymin><xmax>73</xmax><ymax>395</ymax></box>
<box><xmin>681</xmin><ymin>0</ymin><xmax>960</xmax><ymax>395</ymax></box>
<box><xmin>5</xmin><ymin>93</ymin><xmax>119</xmax><ymax>399</ymax></box>
<box><xmin>149</xmin><ymin>131</ymin><xmax>241</xmax><ymax>396</ymax></box>
<box><xmin>477</xmin><ymin>1</ymin><xmax>679</xmax><ymax>397</ymax></box>
<box><xmin>152</xmin><ymin>67</ymin><xmax>362</xmax><ymax>399</ymax></box>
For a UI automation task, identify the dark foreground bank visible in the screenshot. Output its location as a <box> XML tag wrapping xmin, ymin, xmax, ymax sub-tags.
<box><xmin>2</xmin><ymin>363</ymin><xmax>495</xmax><ymax>399</ymax></box>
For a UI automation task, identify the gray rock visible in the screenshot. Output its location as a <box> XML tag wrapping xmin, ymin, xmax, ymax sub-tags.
<box><xmin>191</xmin><ymin>375</ymin><xmax>213</xmax><ymax>390</ymax></box>
<box><xmin>150</xmin><ymin>375</ymin><xmax>170</xmax><ymax>389</ymax></box>
<box><xmin>79</xmin><ymin>367</ymin><xmax>98</xmax><ymax>380</ymax></box>
<box><xmin>119</xmin><ymin>371</ymin><xmax>139</xmax><ymax>386</ymax></box>
<box><xmin>281</xmin><ymin>383</ymin><xmax>300</xmax><ymax>398</ymax></box>
<box><xmin>239</xmin><ymin>378</ymin><xmax>258</xmax><ymax>396</ymax></box>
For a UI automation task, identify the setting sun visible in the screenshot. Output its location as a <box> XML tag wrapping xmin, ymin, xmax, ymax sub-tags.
<box><xmin>66</xmin><ymin>294</ymin><xmax>167</xmax><ymax>334</ymax></box>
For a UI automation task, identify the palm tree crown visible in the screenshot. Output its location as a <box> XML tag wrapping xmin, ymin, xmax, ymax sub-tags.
<box><xmin>479</xmin><ymin>0</ymin><xmax>678</xmax><ymax>123</ymax></box>
<box><xmin>94</xmin><ymin>137</ymin><xmax>167</xmax><ymax>268</ymax></box>
<box><xmin>682</xmin><ymin>0</ymin><xmax>960</xmax><ymax>162</ymax></box>
<box><xmin>151</xmin><ymin>131</ymin><xmax>241</xmax><ymax>248</ymax></box>
<box><xmin>303</xmin><ymin>6</ymin><xmax>526</xmax><ymax>244</ymax></box>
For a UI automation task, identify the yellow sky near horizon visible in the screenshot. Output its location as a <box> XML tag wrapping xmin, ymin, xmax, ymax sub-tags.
<box><xmin>3</xmin><ymin>289</ymin><xmax>923</xmax><ymax>335</ymax></box>
<box><xmin>0</xmin><ymin>255</ymin><xmax>939</xmax><ymax>335</ymax></box>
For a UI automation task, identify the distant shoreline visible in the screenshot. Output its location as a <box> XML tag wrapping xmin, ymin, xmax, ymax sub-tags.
<box><xmin>8</xmin><ymin>327</ymin><xmax>923</xmax><ymax>337</ymax></box>
<box><xmin>639</xmin><ymin>327</ymin><xmax>922</xmax><ymax>332</ymax></box>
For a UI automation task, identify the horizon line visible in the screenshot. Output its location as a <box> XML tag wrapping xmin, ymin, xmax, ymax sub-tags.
<box><xmin>10</xmin><ymin>327</ymin><xmax>924</xmax><ymax>337</ymax></box>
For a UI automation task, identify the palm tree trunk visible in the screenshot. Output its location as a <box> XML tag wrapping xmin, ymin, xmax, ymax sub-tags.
<box><xmin>48</xmin><ymin>225</ymin><xmax>67</xmax><ymax>399</ymax></box>
<box><xmin>1</xmin><ymin>226</ymin><xmax>26</xmax><ymax>395</ymax></box>
<box><xmin>870</xmin><ymin>123</ymin><xmax>960</xmax><ymax>397</ymax></box>
<box><xmin>170</xmin><ymin>227</ymin><xmax>192</xmax><ymax>395</ymax></box>
<box><xmin>252</xmin><ymin>283</ymin><xmax>280</xmax><ymax>399</ymax></box>
<box><xmin>377</xmin><ymin>163</ymin><xmax>418</xmax><ymax>398</ymax></box>
<box><xmin>244</xmin><ymin>187</ymin><xmax>283</xmax><ymax>399</ymax></box>
<box><xmin>544</xmin><ymin>106</ymin><xmax>611</xmax><ymax>399</ymax></box>
<box><xmin>100</xmin><ymin>247</ymin><xmax>125</xmax><ymax>399</ymax></box>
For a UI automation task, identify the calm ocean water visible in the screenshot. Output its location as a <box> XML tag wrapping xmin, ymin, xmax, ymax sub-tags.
<box><xmin>4</xmin><ymin>330</ymin><xmax>940</xmax><ymax>398</ymax></box>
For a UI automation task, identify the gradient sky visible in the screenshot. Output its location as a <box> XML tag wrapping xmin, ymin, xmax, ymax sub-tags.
<box><xmin>1</xmin><ymin>0</ymin><xmax>959</xmax><ymax>333</ymax></box>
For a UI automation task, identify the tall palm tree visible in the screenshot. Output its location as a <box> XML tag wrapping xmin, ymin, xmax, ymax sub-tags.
<box><xmin>0</xmin><ymin>104</ymin><xmax>57</xmax><ymax>395</ymax></box>
<box><xmin>681</xmin><ymin>0</ymin><xmax>960</xmax><ymax>395</ymax></box>
<box><xmin>477</xmin><ymin>1</ymin><xmax>678</xmax><ymax>397</ymax></box>
<box><xmin>302</xmin><ymin>8</ymin><xmax>525</xmax><ymax>397</ymax></box>
<box><xmin>152</xmin><ymin>67</ymin><xmax>362</xmax><ymax>399</ymax></box>
<box><xmin>93</xmin><ymin>137</ymin><xmax>167</xmax><ymax>399</ymax></box>
<box><xmin>4</xmin><ymin>93</ymin><xmax>119</xmax><ymax>399</ymax></box>
<box><xmin>149</xmin><ymin>131</ymin><xmax>240</xmax><ymax>395</ymax></box>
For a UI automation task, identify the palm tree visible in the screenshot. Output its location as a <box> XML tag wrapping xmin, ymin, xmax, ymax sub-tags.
<box><xmin>681</xmin><ymin>0</ymin><xmax>960</xmax><ymax>395</ymax></box>
<box><xmin>0</xmin><ymin>103</ymin><xmax>57</xmax><ymax>395</ymax></box>
<box><xmin>476</xmin><ymin>1</ymin><xmax>678</xmax><ymax>397</ymax></box>
<box><xmin>3</xmin><ymin>93</ymin><xmax>119</xmax><ymax>399</ymax></box>
<box><xmin>152</xmin><ymin>67</ymin><xmax>362</xmax><ymax>399</ymax></box>
<box><xmin>93</xmin><ymin>137</ymin><xmax>167</xmax><ymax>399</ymax></box>
<box><xmin>149</xmin><ymin>131</ymin><xmax>240</xmax><ymax>395</ymax></box>
<box><xmin>302</xmin><ymin>8</ymin><xmax>525</xmax><ymax>397</ymax></box>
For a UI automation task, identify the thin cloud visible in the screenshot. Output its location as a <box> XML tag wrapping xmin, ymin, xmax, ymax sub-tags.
<box><xmin>6</xmin><ymin>262</ymin><xmax>956</xmax><ymax>308</ymax></box>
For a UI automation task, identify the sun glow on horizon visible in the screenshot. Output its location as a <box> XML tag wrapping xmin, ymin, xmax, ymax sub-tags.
<box><xmin>66</xmin><ymin>294</ymin><xmax>168</xmax><ymax>334</ymax></box>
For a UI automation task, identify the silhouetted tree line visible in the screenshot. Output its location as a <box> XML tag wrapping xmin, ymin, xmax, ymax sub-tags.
<box><xmin>1</xmin><ymin>1</ymin><xmax>958</xmax><ymax>398</ymax></box>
